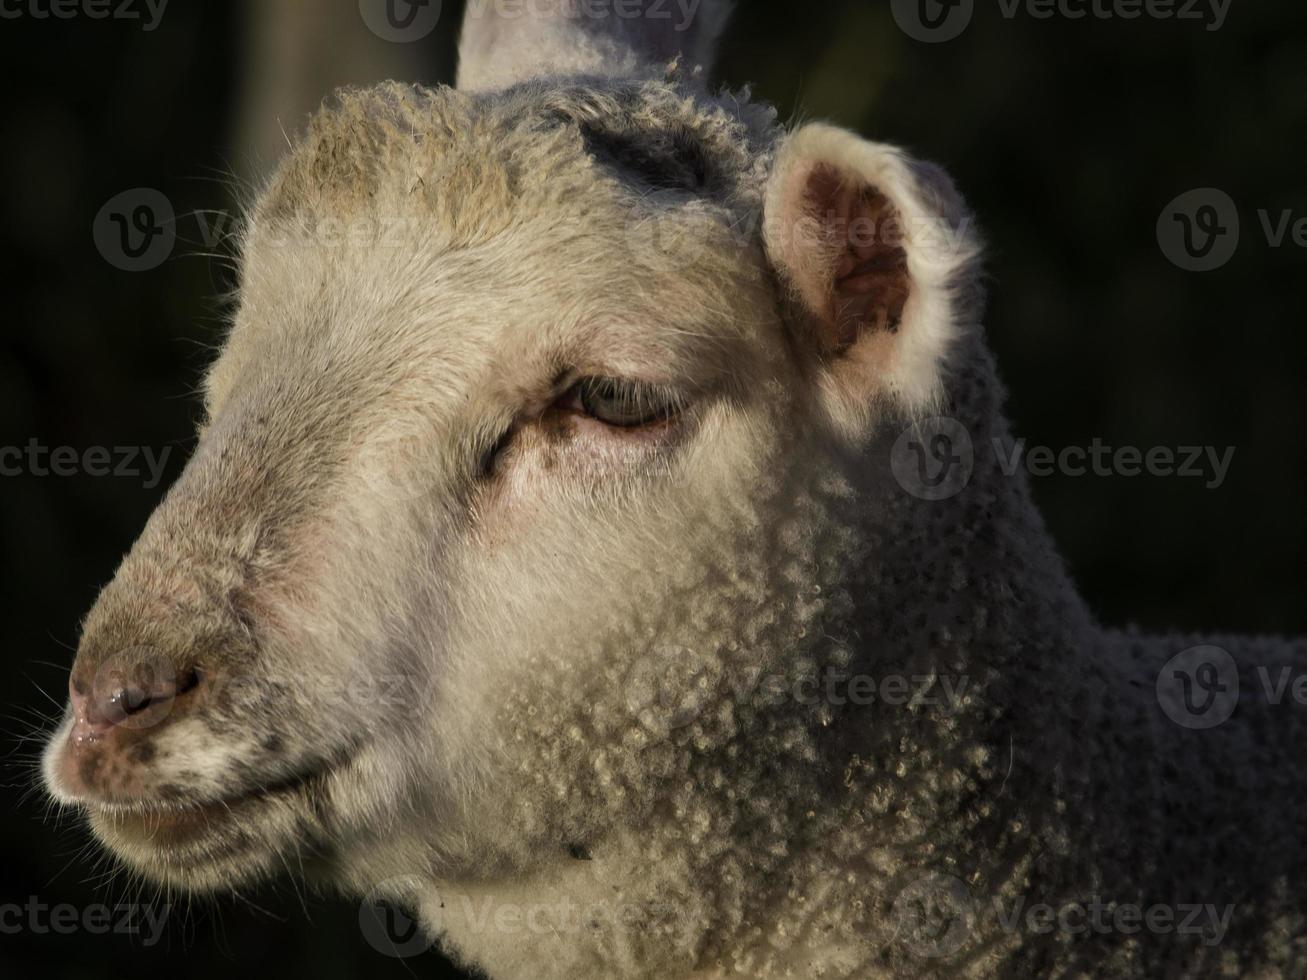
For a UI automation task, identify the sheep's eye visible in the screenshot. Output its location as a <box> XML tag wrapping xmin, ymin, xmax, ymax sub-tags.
<box><xmin>572</xmin><ymin>377</ymin><xmax>681</xmax><ymax>428</ymax></box>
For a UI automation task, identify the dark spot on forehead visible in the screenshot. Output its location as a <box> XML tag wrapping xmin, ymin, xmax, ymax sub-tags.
<box><xmin>580</xmin><ymin>124</ymin><xmax>714</xmax><ymax>194</ymax></box>
<box><xmin>262</xmin><ymin>733</ymin><xmax>285</xmax><ymax>754</ymax></box>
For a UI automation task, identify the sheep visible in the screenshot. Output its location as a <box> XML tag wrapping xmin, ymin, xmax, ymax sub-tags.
<box><xmin>40</xmin><ymin>2</ymin><xmax>1307</xmax><ymax>978</ymax></box>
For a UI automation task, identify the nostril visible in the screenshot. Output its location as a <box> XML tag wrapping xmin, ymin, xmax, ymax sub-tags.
<box><xmin>177</xmin><ymin>666</ymin><xmax>202</xmax><ymax>697</ymax></box>
<box><xmin>68</xmin><ymin>663</ymin><xmax>205</xmax><ymax>732</ymax></box>
<box><xmin>115</xmin><ymin>684</ymin><xmax>166</xmax><ymax>717</ymax></box>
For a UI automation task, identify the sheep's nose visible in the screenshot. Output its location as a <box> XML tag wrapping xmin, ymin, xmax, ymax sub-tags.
<box><xmin>68</xmin><ymin>665</ymin><xmax>203</xmax><ymax>741</ymax></box>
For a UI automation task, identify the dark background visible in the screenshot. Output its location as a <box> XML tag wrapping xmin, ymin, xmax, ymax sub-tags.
<box><xmin>1</xmin><ymin>1</ymin><xmax>1304</xmax><ymax>976</ymax></box>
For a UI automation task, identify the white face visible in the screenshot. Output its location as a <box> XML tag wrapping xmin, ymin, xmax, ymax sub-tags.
<box><xmin>42</xmin><ymin>83</ymin><xmax>787</xmax><ymax>890</ymax></box>
<box><xmin>42</xmin><ymin>81</ymin><xmax>974</xmax><ymax>895</ymax></box>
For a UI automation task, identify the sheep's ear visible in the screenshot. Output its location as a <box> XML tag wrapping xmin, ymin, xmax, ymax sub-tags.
<box><xmin>762</xmin><ymin>123</ymin><xmax>980</xmax><ymax>431</ymax></box>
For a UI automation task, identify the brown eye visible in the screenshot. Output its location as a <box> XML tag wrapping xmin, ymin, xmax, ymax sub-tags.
<box><xmin>573</xmin><ymin>377</ymin><xmax>681</xmax><ymax>428</ymax></box>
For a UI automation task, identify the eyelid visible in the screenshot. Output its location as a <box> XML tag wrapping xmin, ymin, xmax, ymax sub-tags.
<box><xmin>582</xmin><ymin>376</ymin><xmax>670</xmax><ymax>399</ymax></box>
<box><xmin>571</xmin><ymin>376</ymin><xmax>685</xmax><ymax>427</ymax></box>
<box><xmin>583</xmin><ymin>375</ymin><xmax>684</xmax><ymax>402</ymax></box>
<box><xmin>475</xmin><ymin>375</ymin><xmax>688</xmax><ymax>481</ymax></box>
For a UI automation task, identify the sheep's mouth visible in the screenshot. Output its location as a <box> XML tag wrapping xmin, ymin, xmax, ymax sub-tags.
<box><xmin>94</xmin><ymin>795</ymin><xmax>265</xmax><ymax>849</ymax></box>
<box><xmin>88</xmin><ymin>753</ymin><xmax>350</xmax><ymax>854</ymax></box>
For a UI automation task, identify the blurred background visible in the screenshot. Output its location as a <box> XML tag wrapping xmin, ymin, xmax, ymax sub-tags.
<box><xmin>1</xmin><ymin>0</ymin><xmax>1304</xmax><ymax>976</ymax></box>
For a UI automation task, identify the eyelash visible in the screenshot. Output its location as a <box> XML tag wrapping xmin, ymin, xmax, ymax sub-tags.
<box><xmin>562</xmin><ymin>376</ymin><xmax>683</xmax><ymax>428</ymax></box>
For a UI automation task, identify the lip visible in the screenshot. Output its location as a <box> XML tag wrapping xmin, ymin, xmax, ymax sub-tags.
<box><xmin>92</xmin><ymin>795</ymin><xmax>261</xmax><ymax>848</ymax></box>
<box><xmin>86</xmin><ymin>753</ymin><xmax>351</xmax><ymax>850</ymax></box>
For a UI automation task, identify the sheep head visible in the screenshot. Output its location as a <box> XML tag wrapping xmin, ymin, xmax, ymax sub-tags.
<box><xmin>43</xmin><ymin>5</ymin><xmax>991</xmax><ymax>974</ymax></box>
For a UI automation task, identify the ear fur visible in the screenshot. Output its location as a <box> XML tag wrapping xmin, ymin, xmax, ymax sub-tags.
<box><xmin>762</xmin><ymin>123</ymin><xmax>982</xmax><ymax>432</ymax></box>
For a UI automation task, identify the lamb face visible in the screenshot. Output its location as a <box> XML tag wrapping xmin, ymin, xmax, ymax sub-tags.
<box><xmin>38</xmin><ymin>7</ymin><xmax>1307</xmax><ymax>978</ymax></box>
<box><xmin>41</xmin><ymin>74</ymin><xmax>980</xmax><ymax>904</ymax></box>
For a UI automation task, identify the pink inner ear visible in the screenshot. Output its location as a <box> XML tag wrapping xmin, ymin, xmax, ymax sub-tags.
<box><xmin>802</xmin><ymin>164</ymin><xmax>911</xmax><ymax>353</ymax></box>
